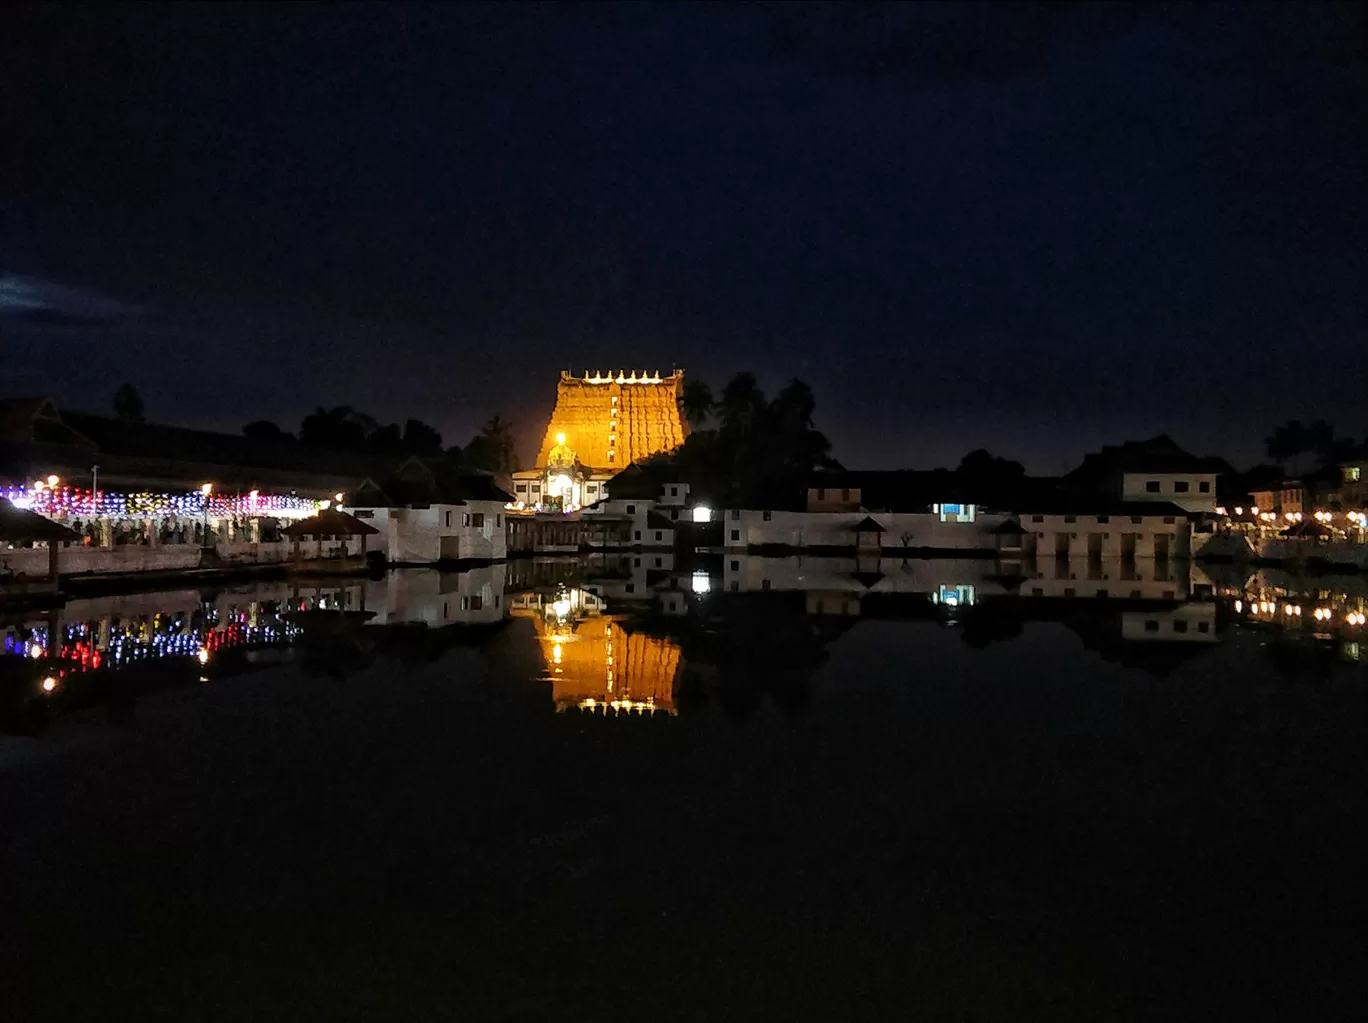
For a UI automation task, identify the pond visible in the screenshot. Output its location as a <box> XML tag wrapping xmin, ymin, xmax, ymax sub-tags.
<box><xmin>3</xmin><ymin>556</ymin><xmax>1364</xmax><ymax>1019</ymax></box>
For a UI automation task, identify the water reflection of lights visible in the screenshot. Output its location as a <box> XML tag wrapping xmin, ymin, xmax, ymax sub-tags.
<box><xmin>196</xmin><ymin>648</ymin><xmax>210</xmax><ymax>665</ymax></box>
<box><xmin>41</xmin><ymin>676</ymin><xmax>57</xmax><ymax>693</ymax></box>
<box><xmin>551</xmin><ymin>598</ymin><xmax>572</xmax><ymax>617</ymax></box>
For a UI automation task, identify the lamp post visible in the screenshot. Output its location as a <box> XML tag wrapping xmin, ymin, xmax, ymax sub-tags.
<box><xmin>200</xmin><ymin>483</ymin><xmax>213</xmax><ymax>547</ymax></box>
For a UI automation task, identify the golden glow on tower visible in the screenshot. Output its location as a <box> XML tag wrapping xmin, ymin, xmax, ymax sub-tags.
<box><xmin>536</xmin><ymin>370</ymin><xmax>688</xmax><ymax>470</ymax></box>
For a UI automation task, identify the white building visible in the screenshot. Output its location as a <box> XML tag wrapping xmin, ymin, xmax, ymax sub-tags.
<box><xmin>1019</xmin><ymin>505</ymin><xmax>1193</xmax><ymax>560</ymax></box>
<box><xmin>1065</xmin><ymin>435</ymin><xmax>1224</xmax><ymax>515</ymax></box>
<box><xmin>578</xmin><ymin>465</ymin><xmax>687</xmax><ymax>549</ymax></box>
<box><xmin>348</xmin><ymin>464</ymin><xmax>512</xmax><ymax>565</ymax></box>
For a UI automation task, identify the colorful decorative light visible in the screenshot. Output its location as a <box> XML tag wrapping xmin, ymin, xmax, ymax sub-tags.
<box><xmin>2</xmin><ymin>485</ymin><xmax>323</xmax><ymax>521</ymax></box>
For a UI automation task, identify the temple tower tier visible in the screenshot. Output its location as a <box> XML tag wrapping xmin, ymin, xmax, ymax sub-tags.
<box><xmin>536</xmin><ymin>369</ymin><xmax>688</xmax><ymax>471</ymax></box>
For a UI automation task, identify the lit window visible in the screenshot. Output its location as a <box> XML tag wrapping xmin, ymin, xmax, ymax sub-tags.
<box><xmin>1347</xmin><ymin>466</ymin><xmax>1362</xmax><ymax>482</ymax></box>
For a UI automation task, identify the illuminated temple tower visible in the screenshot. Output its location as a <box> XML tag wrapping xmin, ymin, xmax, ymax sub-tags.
<box><xmin>511</xmin><ymin>369</ymin><xmax>688</xmax><ymax>510</ymax></box>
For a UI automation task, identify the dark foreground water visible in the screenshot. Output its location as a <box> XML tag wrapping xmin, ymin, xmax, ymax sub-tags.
<box><xmin>2</xmin><ymin>558</ymin><xmax>1365</xmax><ymax>1021</ymax></box>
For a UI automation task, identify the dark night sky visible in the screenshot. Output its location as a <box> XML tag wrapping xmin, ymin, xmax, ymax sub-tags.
<box><xmin>2</xmin><ymin>2</ymin><xmax>1364</xmax><ymax>471</ymax></box>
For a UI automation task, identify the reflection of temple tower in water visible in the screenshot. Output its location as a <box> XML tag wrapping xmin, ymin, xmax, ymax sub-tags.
<box><xmin>519</xmin><ymin>599</ymin><xmax>681</xmax><ymax>714</ymax></box>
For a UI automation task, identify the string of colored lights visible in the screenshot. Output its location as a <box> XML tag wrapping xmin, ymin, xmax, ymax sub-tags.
<box><xmin>4</xmin><ymin>608</ymin><xmax>303</xmax><ymax>674</ymax></box>
<box><xmin>2</xmin><ymin>484</ymin><xmax>322</xmax><ymax>520</ymax></box>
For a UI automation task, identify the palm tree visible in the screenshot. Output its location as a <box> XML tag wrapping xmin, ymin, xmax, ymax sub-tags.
<box><xmin>719</xmin><ymin>372</ymin><xmax>766</xmax><ymax>438</ymax></box>
<box><xmin>479</xmin><ymin>415</ymin><xmax>520</xmax><ymax>474</ymax></box>
<box><xmin>678</xmin><ymin>378</ymin><xmax>715</xmax><ymax>428</ymax></box>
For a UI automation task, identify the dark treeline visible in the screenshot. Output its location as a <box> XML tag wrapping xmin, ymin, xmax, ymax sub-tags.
<box><xmin>108</xmin><ymin>384</ymin><xmax>1362</xmax><ymax>490</ymax></box>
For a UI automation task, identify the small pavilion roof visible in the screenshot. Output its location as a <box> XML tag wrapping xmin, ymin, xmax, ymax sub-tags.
<box><xmin>0</xmin><ymin>501</ymin><xmax>82</xmax><ymax>543</ymax></box>
<box><xmin>282</xmin><ymin>509</ymin><xmax>379</xmax><ymax>537</ymax></box>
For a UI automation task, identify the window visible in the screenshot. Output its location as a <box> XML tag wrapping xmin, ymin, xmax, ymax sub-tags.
<box><xmin>1097</xmin><ymin>515</ymin><xmax>1109</xmax><ymax>524</ymax></box>
<box><xmin>607</xmin><ymin>453</ymin><xmax>613</xmax><ymax>463</ymax></box>
<box><xmin>634</xmin><ymin>530</ymin><xmax>641</xmax><ymax>540</ymax></box>
<box><xmin>625</xmin><ymin>583</ymin><xmax>635</xmax><ymax>593</ymax></box>
<box><xmin>352</xmin><ymin>509</ymin><xmax>374</xmax><ymax>518</ymax></box>
<box><xmin>654</xmin><ymin>557</ymin><xmax>662</xmax><ymax>567</ymax></box>
<box><xmin>1198</xmin><ymin>481</ymin><xmax>1211</xmax><ymax>493</ymax></box>
<box><xmin>1144</xmin><ymin>620</ymin><xmax>1160</xmax><ymax>632</ymax></box>
<box><xmin>1146</xmin><ymin>480</ymin><xmax>1161</xmax><ymax>492</ymax></box>
<box><xmin>1173</xmin><ymin>620</ymin><xmax>1188</xmax><ymax>633</ymax></box>
<box><xmin>1162</xmin><ymin>590</ymin><xmax>1175</xmax><ymax>599</ymax></box>
<box><xmin>1032</xmin><ymin>515</ymin><xmax>1044</xmax><ymax>523</ymax></box>
<box><xmin>729</xmin><ymin>581</ymin><xmax>739</xmax><ymax>592</ymax></box>
<box><xmin>494</xmin><ymin>595</ymin><xmax>499</xmax><ymax>608</ymax></box>
<box><xmin>1174</xmin><ymin>481</ymin><xmax>1190</xmax><ymax>493</ymax></box>
<box><xmin>626</xmin><ymin>504</ymin><xmax>636</xmax><ymax>514</ymax></box>
<box><xmin>443</xmin><ymin>602</ymin><xmax>448</xmax><ymax>618</ymax></box>
<box><xmin>1097</xmin><ymin>589</ymin><xmax>1108</xmax><ymax>598</ymax></box>
<box><xmin>1163</xmin><ymin>516</ymin><xmax>1176</xmax><ymax>525</ymax></box>
<box><xmin>460</xmin><ymin>597</ymin><xmax>469</xmax><ymax>611</ymax></box>
<box><xmin>469</xmin><ymin>595</ymin><xmax>483</xmax><ymax>612</ymax></box>
<box><xmin>1031</xmin><ymin>587</ymin><xmax>1044</xmax><ymax>597</ymax></box>
<box><xmin>670</xmin><ymin>486</ymin><xmax>678</xmax><ymax>497</ymax></box>
<box><xmin>1131</xmin><ymin>590</ymin><xmax>1142</xmax><ymax>599</ymax></box>
<box><xmin>841</xmin><ymin>488</ymin><xmax>850</xmax><ymax>501</ymax></box>
<box><xmin>761</xmin><ymin>579</ymin><xmax>771</xmax><ymax>591</ymax></box>
<box><xmin>730</xmin><ymin>529</ymin><xmax>740</xmax><ymax>541</ymax></box>
<box><xmin>1197</xmin><ymin>621</ymin><xmax>1210</xmax><ymax>633</ymax></box>
<box><xmin>763</xmin><ymin>510</ymin><xmax>772</xmax><ymax>521</ymax></box>
<box><xmin>445</xmin><ymin>510</ymin><xmax>452</xmax><ymax>527</ymax></box>
<box><xmin>1064</xmin><ymin>515</ymin><xmax>1076</xmax><ymax>524</ymax></box>
<box><xmin>1064</xmin><ymin>588</ymin><xmax>1076</xmax><ymax>598</ymax></box>
<box><xmin>730</xmin><ymin>560</ymin><xmax>739</xmax><ymax>570</ymax></box>
<box><xmin>817</xmin><ymin>488</ymin><xmax>826</xmax><ymax>500</ymax></box>
<box><xmin>671</xmin><ymin>510</ymin><xmax>679</xmax><ymax>520</ymax></box>
<box><xmin>496</xmin><ymin>515</ymin><xmax>501</xmax><ymax>527</ymax></box>
<box><xmin>515</xmin><ymin>483</ymin><xmax>527</xmax><ymax>493</ymax></box>
<box><xmin>1131</xmin><ymin>516</ymin><xmax>1143</xmax><ymax>525</ymax></box>
<box><xmin>471</xmin><ymin>513</ymin><xmax>484</xmax><ymax>527</ymax></box>
<box><xmin>730</xmin><ymin>509</ymin><xmax>740</xmax><ymax>520</ymax></box>
<box><xmin>634</xmin><ymin>557</ymin><xmax>640</xmax><ymax>566</ymax></box>
<box><xmin>654</xmin><ymin>531</ymin><xmax>663</xmax><ymax>541</ymax></box>
<box><xmin>462</xmin><ymin>513</ymin><xmax>470</xmax><ymax>526</ymax></box>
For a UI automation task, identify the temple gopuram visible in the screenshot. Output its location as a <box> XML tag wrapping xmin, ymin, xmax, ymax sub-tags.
<box><xmin>510</xmin><ymin>370</ymin><xmax>688</xmax><ymax>511</ymax></box>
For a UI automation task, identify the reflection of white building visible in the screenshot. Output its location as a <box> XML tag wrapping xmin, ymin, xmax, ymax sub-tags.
<box><xmin>360</xmin><ymin>566</ymin><xmax>508</xmax><ymax>626</ymax></box>
<box><xmin>720</xmin><ymin>554</ymin><xmax>1203</xmax><ymax>603</ymax></box>
<box><xmin>1120</xmin><ymin>603</ymin><xmax>1217</xmax><ymax>642</ymax></box>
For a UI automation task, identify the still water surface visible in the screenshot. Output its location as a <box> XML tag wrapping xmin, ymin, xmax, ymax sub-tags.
<box><xmin>3</xmin><ymin>556</ymin><xmax>1365</xmax><ymax>1019</ymax></box>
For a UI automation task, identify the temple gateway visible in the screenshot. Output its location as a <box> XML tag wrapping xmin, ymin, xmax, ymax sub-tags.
<box><xmin>510</xmin><ymin>370</ymin><xmax>688</xmax><ymax>511</ymax></box>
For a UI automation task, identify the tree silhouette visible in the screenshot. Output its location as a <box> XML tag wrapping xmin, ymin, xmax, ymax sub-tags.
<box><xmin>242</xmin><ymin>420</ymin><xmax>291</xmax><ymax>441</ymax></box>
<box><xmin>719</xmin><ymin>372</ymin><xmax>766</xmax><ymax>438</ymax></box>
<box><xmin>1264</xmin><ymin>420</ymin><xmax>1308</xmax><ymax>471</ymax></box>
<box><xmin>402</xmin><ymin>419</ymin><xmax>443</xmax><ymax>456</ymax></box>
<box><xmin>678</xmin><ymin>378</ymin><xmax>715</xmax><ymax>428</ymax></box>
<box><xmin>112</xmin><ymin>383</ymin><xmax>144</xmax><ymax>423</ymax></box>
<box><xmin>464</xmin><ymin>415</ymin><xmax>519</xmax><ymax>474</ymax></box>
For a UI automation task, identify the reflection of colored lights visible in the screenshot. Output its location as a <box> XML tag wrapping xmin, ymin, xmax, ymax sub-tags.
<box><xmin>41</xmin><ymin>676</ymin><xmax>57</xmax><ymax>693</ymax></box>
<box><xmin>197</xmin><ymin>648</ymin><xmax>210</xmax><ymax>665</ymax></box>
